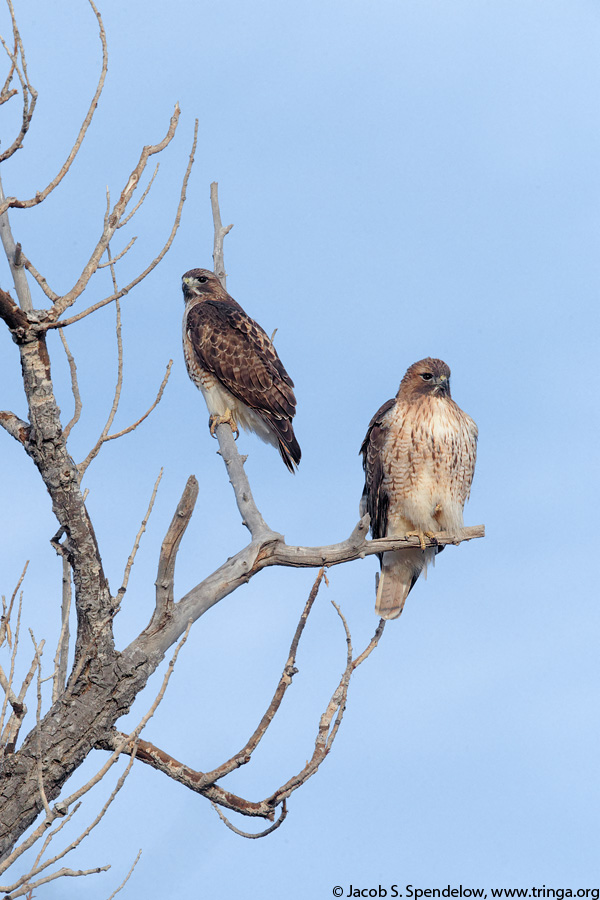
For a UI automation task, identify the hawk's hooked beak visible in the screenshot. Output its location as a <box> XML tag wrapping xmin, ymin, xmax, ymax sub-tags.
<box><xmin>433</xmin><ymin>375</ymin><xmax>450</xmax><ymax>395</ymax></box>
<box><xmin>182</xmin><ymin>278</ymin><xmax>193</xmax><ymax>300</ymax></box>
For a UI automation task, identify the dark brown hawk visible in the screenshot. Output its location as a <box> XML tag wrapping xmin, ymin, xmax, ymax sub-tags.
<box><xmin>360</xmin><ymin>358</ymin><xmax>478</xmax><ymax>619</ymax></box>
<box><xmin>181</xmin><ymin>268</ymin><xmax>301</xmax><ymax>471</ymax></box>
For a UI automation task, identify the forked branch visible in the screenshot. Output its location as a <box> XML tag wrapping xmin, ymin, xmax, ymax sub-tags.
<box><xmin>0</xmin><ymin>0</ymin><xmax>38</xmax><ymax>164</ymax></box>
<box><xmin>45</xmin><ymin>119</ymin><xmax>198</xmax><ymax>327</ymax></box>
<box><xmin>0</xmin><ymin>0</ymin><xmax>105</xmax><ymax>209</ymax></box>
<box><xmin>99</xmin><ymin>570</ymin><xmax>386</xmax><ymax>834</ymax></box>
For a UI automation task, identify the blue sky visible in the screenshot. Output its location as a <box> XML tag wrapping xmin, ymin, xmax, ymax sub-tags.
<box><xmin>0</xmin><ymin>0</ymin><xmax>599</xmax><ymax>897</ymax></box>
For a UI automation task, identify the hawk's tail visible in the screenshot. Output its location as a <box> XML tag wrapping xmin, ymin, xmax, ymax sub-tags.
<box><xmin>270</xmin><ymin>416</ymin><xmax>301</xmax><ymax>472</ymax></box>
<box><xmin>375</xmin><ymin>549</ymin><xmax>434</xmax><ymax>619</ymax></box>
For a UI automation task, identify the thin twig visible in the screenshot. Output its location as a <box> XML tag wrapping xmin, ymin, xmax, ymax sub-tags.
<box><xmin>0</xmin><ymin>0</ymin><xmax>106</xmax><ymax>210</ymax></box>
<box><xmin>114</xmin><ymin>469</ymin><xmax>164</xmax><ymax>608</ymax></box>
<box><xmin>103</xmin><ymin>360</ymin><xmax>172</xmax><ymax>442</ymax></box>
<box><xmin>3</xmin><ymin>748</ymin><xmax>139</xmax><ymax>894</ymax></box>
<box><xmin>0</xmin><ymin>582</ymin><xmax>26</xmax><ymax>743</ymax></box>
<box><xmin>0</xmin><ymin>625</ymin><xmax>191</xmax><ymax>878</ymax></box>
<box><xmin>62</xmin><ymin>624</ymin><xmax>191</xmax><ymax>810</ymax></box>
<box><xmin>30</xmin><ymin>633</ymin><xmax>51</xmax><ymax>817</ymax></box>
<box><xmin>78</xmin><ymin>361</ymin><xmax>172</xmax><ymax>477</ymax></box>
<box><xmin>47</xmin><ymin>119</ymin><xmax>198</xmax><ymax>328</ymax></box>
<box><xmin>0</xmin><ymin>0</ymin><xmax>38</xmax><ymax>163</ymax></box>
<box><xmin>0</xmin><ymin>561</ymin><xmax>28</xmax><ymax>648</ymax></box>
<box><xmin>1</xmin><ymin>865</ymin><xmax>111</xmax><ymax>899</ymax></box>
<box><xmin>263</xmin><ymin>603</ymin><xmax>386</xmax><ymax>814</ymax></box>
<box><xmin>97</xmin><ymin>237</ymin><xmax>137</xmax><ymax>269</ymax></box>
<box><xmin>17</xmin><ymin>249</ymin><xmax>59</xmax><ymax>302</ymax></box>
<box><xmin>118</xmin><ymin>162</ymin><xmax>159</xmax><ymax>228</ymax></box>
<box><xmin>202</xmin><ymin>568</ymin><xmax>326</xmax><ymax>784</ymax></box>
<box><xmin>30</xmin><ymin>803</ymin><xmax>82</xmax><ymax>875</ymax></box>
<box><xmin>1</xmin><ymin>647</ymin><xmax>39</xmax><ymax>753</ymax></box>
<box><xmin>0</xmin><ymin>30</ymin><xmax>17</xmax><ymax>104</ymax></box>
<box><xmin>105</xmin><ymin>850</ymin><xmax>142</xmax><ymax>900</ymax></box>
<box><xmin>51</xmin><ymin>556</ymin><xmax>71</xmax><ymax>702</ymax></box>
<box><xmin>59</xmin><ymin>329</ymin><xmax>82</xmax><ymax>440</ymax></box>
<box><xmin>210</xmin><ymin>800</ymin><xmax>288</xmax><ymax>839</ymax></box>
<box><xmin>76</xmin><ymin>296</ymin><xmax>123</xmax><ymax>474</ymax></box>
<box><xmin>210</xmin><ymin>182</ymin><xmax>233</xmax><ymax>288</ymax></box>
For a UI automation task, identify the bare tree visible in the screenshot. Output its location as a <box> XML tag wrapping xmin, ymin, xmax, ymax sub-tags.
<box><xmin>0</xmin><ymin>2</ymin><xmax>484</xmax><ymax>895</ymax></box>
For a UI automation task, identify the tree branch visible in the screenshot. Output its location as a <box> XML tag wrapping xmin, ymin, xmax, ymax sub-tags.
<box><xmin>213</xmin><ymin>422</ymin><xmax>276</xmax><ymax>539</ymax></box>
<box><xmin>0</xmin><ymin>0</ymin><xmax>38</xmax><ymax>164</ymax></box>
<box><xmin>210</xmin><ymin>182</ymin><xmax>233</xmax><ymax>289</ymax></box>
<box><xmin>0</xmin><ymin>0</ymin><xmax>106</xmax><ymax>214</ymax></box>
<box><xmin>146</xmin><ymin>475</ymin><xmax>199</xmax><ymax>635</ymax></box>
<box><xmin>113</xmin><ymin>470</ymin><xmax>164</xmax><ymax>609</ymax></box>
<box><xmin>0</xmin><ymin>286</ymin><xmax>30</xmax><ymax>331</ymax></box>
<box><xmin>48</xmin><ymin>106</ymin><xmax>185</xmax><ymax>321</ymax></box>
<box><xmin>0</xmin><ymin>411</ymin><xmax>29</xmax><ymax>445</ymax></box>
<box><xmin>58</xmin><ymin>329</ymin><xmax>82</xmax><ymax>440</ymax></box>
<box><xmin>201</xmin><ymin>568</ymin><xmax>326</xmax><ymax>785</ymax></box>
<box><xmin>102</xmin><ymin>573</ymin><xmax>386</xmax><ymax>830</ymax></box>
<box><xmin>44</xmin><ymin>119</ymin><xmax>198</xmax><ymax>328</ymax></box>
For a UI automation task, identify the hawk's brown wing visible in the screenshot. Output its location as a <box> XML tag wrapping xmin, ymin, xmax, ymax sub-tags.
<box><xmin>359</xmin><ymin>398</ymin><xmax>395</xmax><ymax>550</ymax></box>
<box><xmin>186</xmin><ymin>298</ymin><xmax>300</xmax><ymax>467</ymax></box>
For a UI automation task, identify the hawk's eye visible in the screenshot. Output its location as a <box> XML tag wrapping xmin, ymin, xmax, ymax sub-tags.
<box><xmin>421</xmin><ymin>373</ymin><xmax>433</xmax><ymax>381</ymax></box>
<box><xmin>197</xmin><ymin>276</ymin><xmax>208</xmax><ymax>284</ymax></box>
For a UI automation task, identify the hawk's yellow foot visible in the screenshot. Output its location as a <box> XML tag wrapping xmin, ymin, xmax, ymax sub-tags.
<box><xmin>405</xmin><ymin>529</ymin><xmax>438</xmax><ymax>551</ymax></box>
<box><xmin>209</xmin><ymin>409</ymin><xmax>240</xmax><ymax>440</ymax></box>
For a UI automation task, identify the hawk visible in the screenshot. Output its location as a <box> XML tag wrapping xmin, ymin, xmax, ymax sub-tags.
<box><xmin>360</xmin><ymin>358</ymin><xmax>477</xmax><ymax>619</ymax></box>
<box><xmin>181</xmin><ymin>268</ymin><xmax>301</xmax><ymax>471</ymax></box>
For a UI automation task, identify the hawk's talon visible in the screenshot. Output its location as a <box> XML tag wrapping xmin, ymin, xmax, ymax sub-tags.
<box><xmin>405</xmin><ymin>529</ymin><xmax>438</xmax><ymax>551</ymax></box>
<box><xmin>209</xmin><ymin>409</ymin><xmax>239</xmax><ymax>440</ymax></box>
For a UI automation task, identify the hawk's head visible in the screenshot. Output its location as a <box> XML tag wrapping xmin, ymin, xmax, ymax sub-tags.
<box><xmin>181</xmin><ymin>268</ymin><xmax>225</xmax><ymax>302</ymax></box>
<box><xmin>400</xmin><ymin>357</ymin><xmax>452</xmax><ymax>399</ymax></box>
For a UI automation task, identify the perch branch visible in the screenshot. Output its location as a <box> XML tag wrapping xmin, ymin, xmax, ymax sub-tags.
<box><xmin>214</xmin><ymin>422</ymin><xmax>275</xmax><ymax>538</ymax></box>
<box><xmin>207</xmin><ymin>191</ymin><xmax>274</xmax><ymax>534</ymax></box>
